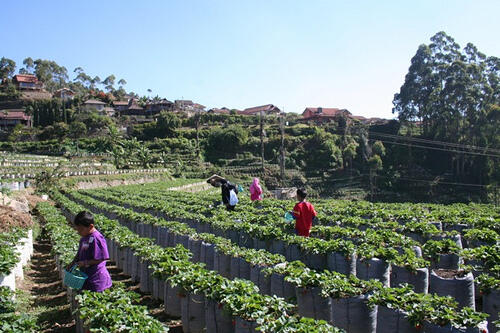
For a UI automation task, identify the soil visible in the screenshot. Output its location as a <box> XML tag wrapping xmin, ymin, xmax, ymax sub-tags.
<box><xmin>0</xmin><ymin>205</ymin><xmax>33</xmax><ymax>232</ymax></box>
<box><xmin>18</xmin><ymin>227</ymin><xmax>183</xmax><ymax>332</ymax></box>
<box><xmin>433</xmin><ymin>269</ymin><xmax>467</xmax><ymax>278</ymax></box>
<box><xmin>17</xmin><ymin>235</ymin><xmax>75</xmax><ymax>332</ymax></box>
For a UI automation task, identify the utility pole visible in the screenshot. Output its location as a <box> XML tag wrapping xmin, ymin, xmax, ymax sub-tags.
<box><xmin>260</xmin><ymin>110</ymin><xmax>265</xmax><ymax>171</ymax></box>
<box><xmin>280</xmin><ymin>111</ymin><xmax>285</xmax><ymax>187</ymax></box>
<box><xmin>195</xmin><ymin>113</ymin><xmax>200</xmax><ymax>160</ymax></box>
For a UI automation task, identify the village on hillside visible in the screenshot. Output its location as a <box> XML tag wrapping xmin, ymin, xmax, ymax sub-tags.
<box><xmin>0</xmin><ymin>73</ymin><xmax>389</xmax><ymax>134</ymax></box>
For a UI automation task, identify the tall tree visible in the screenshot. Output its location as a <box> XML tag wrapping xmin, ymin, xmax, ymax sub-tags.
<box><xmin>0</xmin><ymin>57</ymin><xmax>16</xmax><ymax>79</ymax></box>
<box><xmin>103</xmin><ymin>75</ymin><xmax>116</xmax><ymax>92</ymax></box>
<box><xmin>393</xmin><ymin>31</ymin><xmax>500</xmax><ymax>184</ymax></box>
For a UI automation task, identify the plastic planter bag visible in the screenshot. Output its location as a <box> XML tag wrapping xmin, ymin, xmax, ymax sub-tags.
<box><xmin>250</xmin><ymin>265</ymin><xmax>271</xmax><ymax>296</ymax></box>
<box><xmin>296</xmin><ymin>286</ymin><xmax>331</xmax><ymax>321</ymax></box>
<box><xmin>429</xmin><ymin>270</ymin><xmax>475</xmax><ymax>309</ymax></box>
<box><xmin>422</xmin><ymin>321</ymin><xmax>489</xmax><ymax>333</ymax></box>
<box><xmin>152</xmin><ymin>277</ymin><xmax>164</xmax><ymax>301</ymax></box>
<box><xmin>305</xmin><ymin>252</ymin><xmax>327</xmax><ymax>271</ymax></box>
<box><xmin>181</xmin><ymin>292</ymin><xmax>206</xmax><ymax>333</ymax></box>
<box><xmin>432</xmin><ymin>253</ymin><xmax>463</xmax><ymax>270</ymax></box>
<box><xmin>270</xmin><ymin>272</ymin><xmax>296</xmax><ymax>302</ymax></box>
<box><xmin>188</xmin><ymin>237</ymin><xmax>202</xmax><ymax>263</ymax></box>
<box><xmin>200</xmin><ymin>242</ymin><xmax>215</xmax><ymax>270</ymax></box>
<box><xmin>271</xmin><ymin>239</ymin><xmax>286</xmax><ymax>256</ymax></box>
<box><xmin>238</xmin><ymin>232</ymin><xmax>253</xmax><ymax>248</ymax></box>
<box><xmin>390</xmin><ymin>266</ymin><xmax>429</xmax><ymax>293</ymax></box>
<box><xmin>327</xmin><ymin>251</ymin><xmax>357</xmax><ymax>276</ymax></box>
<box><xmin>234</xmin><ymin>317</ymin><xmax>258</xmax><ymax>333</ymax></box>
<box><xmin>376</xmin><ymin>306</ymin><xmax>418</xmax><ymax>333</ymax></box>
<box><xmin>163</xmin><ymin>281</ymin><xmax>182</xmax><ymax>317</ymax></box>
<box><xmin>285</xmin><ymin>243</ymin><xmax>302</xmax><ymax>262</ymax></box>
<box><xmin>230</xmin><ymin>257</ymin><xmax>251</xmax><ymax>280</ymax></box>
<box><xmin>159</xmin><ymin>227</ymin><xmax>169</xmax><ymax>247</ymax></box>
<box><xmin>214</xmin><ymin>250</ymin><xmax>232</xmax><ymax>278</ymax></box>
<box><xmin>130</xmin><ymin>252</ymin><xmax>140</xmax><ymax>282</ymax></box>
<box><xmin>330</xmin><ymin>294</ymin><xmax>377</xmax><ymax>333</ymax></box>
<box><xmin>483</xmin><ymin>288</ymin><xmax>499</xmax><ymax>333</ymax></box>
<box><xmin>139</xmin><ymin>260</ymin><xmax>152</xmax><ymax>293</ymax></box>
<box><xmin>356</xmin><ymin>257</ymin><xmax>390</xmax><ymax>286</ymax></box>
<box><xmin>205</xmin><ymin>299</ymin><xmax>234</xmax><ymax>333</ymax></box>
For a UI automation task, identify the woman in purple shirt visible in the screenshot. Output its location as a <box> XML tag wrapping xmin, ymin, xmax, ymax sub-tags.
<box><xmin>68</xmin><ymin>211</ymin><xmax>112</xmax><ymax>292</ymax></box>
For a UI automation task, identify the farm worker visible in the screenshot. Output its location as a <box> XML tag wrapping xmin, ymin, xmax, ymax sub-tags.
<box><xmin>68</xmin><ymin>211</ymin><xmax>112</xmax><ymax>292</ymax></box>
<box><xmin>249</xmin><ymin>177</ymin><xmax>263</xmax><ymax>201</ymax></box>
<box><xmin>290</xmin><ymin>188</ymin><xmax>317</xmax><ymax>237</ymax></box>
<box><xmin>220</xmin><ymin>179</ymin><xmax>239</xmax><ymax>211</ymax></box>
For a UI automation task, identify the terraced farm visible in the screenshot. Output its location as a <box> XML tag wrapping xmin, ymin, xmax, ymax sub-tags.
<box><xmin>3</xmin><ymin>177</ymin><xmax>497</xmax><ymax>332</ymax></box>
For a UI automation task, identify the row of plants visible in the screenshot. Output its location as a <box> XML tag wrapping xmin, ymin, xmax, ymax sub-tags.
<box><xmin>99</xmin><ymin>184</ymin><xmax>498</xmax><ymax>273</ymax></box>
<box><xmin>101</xmin><ymin>182</ymin><xmax>499</xmax><ymax>248</ymax></box>
<box><xmin>49</xmin><ymin>191</ymin><xmax>345</xmax><ymax>332</ymax></box>
<box><xmin>63</xmin><ymin>189</ymin><xmax>494</xmax><ymax>332</ymax></box>
<box><xmin>0</xmin><ymin>287</ymin><xmax>38</xmax><ymax>332</ymax></box>
<box><xmin>82</xmin><ymin>187</ymin><xmax>465</xmax><ymax>274</ymax></box>
<box><xmin>0</xmin><ymin>228</ymin><xmax>28</xmax><ymax>276</ymax></box>
<box><xmin>35</xmin><ymin>201</ymin><xmax>170</xmax><ymax>333</ymax></box>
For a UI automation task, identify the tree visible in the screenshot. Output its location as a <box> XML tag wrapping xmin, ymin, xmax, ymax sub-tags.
<box><xmin>0</xmin><ymin>57</ymin><xmax>16</xmax><ymax>79</ymax></box>
<box><xmin>205</xmin><ymin>125</ymin><xmax>249</xmax><ymax>161</ymax></box>
<box><xmin>136</xmin><ymin>145</ymin><xmax>152</xmax><ymax>168</ymax></box>
<box><xmin>343</xmin><ymin>141</ymin><xmax>358</xmax><ymax>172</ymax></box>
<box><xmin>90</xmin><ymin>76</ymin><xmax>101</xmax><ymax>90</ymax></box>
<box><xmin>103</xmin><ymin>75</ymin><xmax>116</xmax><ymax>92</ymax></box>
<box><xmin>303</xmin><ymin>128</ymin><xmax>343</xmax><ymax>171</ymax></box>
<box><xmin>19</xmin><ymin>57</ymin><xmax>34</xmax><ymax>74</ymax></box>
<box><xmin>393</xmin><ymin>31</ymin><xmax>500</xmax><ymax>186</ymax></box>
<box><xmin>372</xmin><ymin>140</ymin><xmax>386</xmax><ymax>157</ymax></box>
<box><xmin>31</xmin><ymin>59</ymin><xmax>68</xmax><ymax>91</ymax></box>
<box><xmin>69</xmin><ymin>121</ymin><xmax>87</xmax><ymax>139</ymax></box>
<box><xmin>157</xmin><ymin>111</ymin><xmax>181</xmax><ymax>137</ymax></box>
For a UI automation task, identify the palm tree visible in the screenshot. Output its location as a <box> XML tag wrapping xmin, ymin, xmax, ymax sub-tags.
<box><xmin>136</xmin><ymin>146</ymin><xmax>152</xmax><ymax>168</ymax></box>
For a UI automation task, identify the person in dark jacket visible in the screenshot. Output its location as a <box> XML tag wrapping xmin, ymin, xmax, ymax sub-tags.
<box><xmin>220</xmin><ymin>179</ymin><xmax>238</xmax><ymax>211</ymax></box>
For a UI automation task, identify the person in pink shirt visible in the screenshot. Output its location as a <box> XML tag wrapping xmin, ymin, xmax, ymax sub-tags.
<box><xmin>249</xmin><ymin>177</ymin><xmax>263</xmax><ymax>201</ymax></box>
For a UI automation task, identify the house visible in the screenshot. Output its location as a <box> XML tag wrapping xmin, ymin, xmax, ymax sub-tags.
<box><xmin>240</xmin><ymin>104</ymin><xmax>281</xmax><ymax>116</ymax></box>
<box><xmin>53</xmin><ymin>88</ymin><xmax>75</xmax><ymax>100</ymax></box>
<box><xmin>12</xmin><ymin>74</ymin><xmax>43</xmax><ymax>90</ymax></box>
<box><xmin>120</xmin><ymin>99</ymin><xmax>144</xmax><ymax>116</ymax></box>
<box><xmin>144</xmin><ymin>99</ymin><xmax>174</xmax><ymax>115</ymax></box>
<box><xmin>112</xmin><ymin>100</ymin><xmax>130</xmax><ymax>112</ymax></box>
<box><xmin>175</xmin><ymin>100</ymin><xmax>194</xmax><ymax>110</ymax></box>
<box><xmin>301</xmin><ymin>107</ymin><xmax>351</xmax><ymax>123</ymax></box>
<box><xmin>83</xmin><ymin>99</ymin><xmax>106</xmax><ymax>112</ymax></box>
<box><xmin>0</xmin><ymin>110</ymin><xmax>32</xmax><ymax>129</ymax></box>
<box><xmin>192</xmin><ymin>103</ymin><xmax>206</xmax><ymax>112</ymax></box>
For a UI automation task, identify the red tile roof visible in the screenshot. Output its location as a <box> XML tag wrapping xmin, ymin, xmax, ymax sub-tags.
<box><xmin>113</xmin><ymin>101</ymin><xmax>129</xmax><ymax>106</ymax></box>
<box><xmin>0</xmin><ymin>111</ymin><xmax>31</xmax><ymax>121</ymax></box>
<box><xmin>13</xmin><ymin>74</ymin><xmax>39</xmax><ymax>83</ymax></box>
<box><xmin>303</xmin><ymin>107</ymin><xmax>347</xmax><ymax>117</ymax></box>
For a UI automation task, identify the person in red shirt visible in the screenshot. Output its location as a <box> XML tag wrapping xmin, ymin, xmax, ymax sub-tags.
<box><xmin>291</xmin><ymin>188</ymin><xmax>317</xmax><ymax>237</ymax></box>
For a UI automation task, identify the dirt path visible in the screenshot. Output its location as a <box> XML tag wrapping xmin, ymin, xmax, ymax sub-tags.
<box><xmin>17</xmin><ymin>233</ymin><xmax>75</xmax><ymax>332</ymax></box>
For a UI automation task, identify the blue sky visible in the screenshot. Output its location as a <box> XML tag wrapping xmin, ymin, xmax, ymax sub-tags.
<box><xmin>1</xmin><ymin>0</ymin><xmax>499</xmax><ymax>118</ymax></box>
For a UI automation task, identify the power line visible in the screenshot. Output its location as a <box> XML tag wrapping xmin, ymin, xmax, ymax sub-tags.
<box><xmin>369</xmin><ymin>131</ymin><xmax>500</xmax><ymax>154</ymax></box>
<box><xmin>375</xmin><ymin>175</ymin><xmax>492</xmax><ymax>188</ymax></box>
<box><xmin>368</xmin><ymin>139</ymin><xmax>500</xmax><ymax>158</ymax></box>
